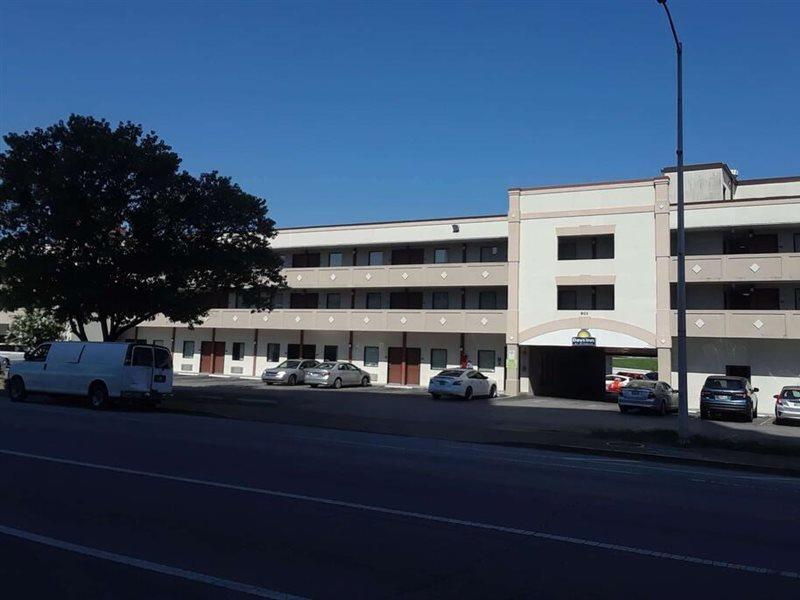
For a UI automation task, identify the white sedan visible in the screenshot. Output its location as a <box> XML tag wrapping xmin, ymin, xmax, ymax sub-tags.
<box><xmin>428</xmin><ymin>369</ymin><xmax>497</xmax><ymax>400</ymax></box>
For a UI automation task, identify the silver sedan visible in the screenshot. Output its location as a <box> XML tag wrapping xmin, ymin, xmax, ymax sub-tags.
<box><xmin>262</xmin><ymin>359</ymin><xmax>319</xmax><ymax>386</ymax></box>
<box><xmin>618</xmin><ymin>379</ymin><xmax>678</xmax><ymax>415</ymax></box>
<box><xmin>305</xmin><ymin>362</ymin><xmax>371</xmax><ymax>389</ymax></box>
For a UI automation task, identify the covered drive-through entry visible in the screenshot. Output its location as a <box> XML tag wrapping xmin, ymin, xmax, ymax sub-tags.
<box><xmin>518</xmin><ymin>325</ymin><xmax>661</xmax><ymax>400</ymax></box>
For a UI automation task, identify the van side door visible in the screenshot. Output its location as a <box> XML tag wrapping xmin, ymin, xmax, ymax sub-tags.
<box><xmin>19</xmin><ymin>343</ymin><xmax>51</xmax><ymax>392</ymax></box>
<box><xmin>152</xmin><ymin>347</ymin><xmax>173</xmax><ymax>396</ymax></box>
<box><xmin>123</xmin><ymin>346</ymin><xmax>154</xmax><ymax>395</ymax></box>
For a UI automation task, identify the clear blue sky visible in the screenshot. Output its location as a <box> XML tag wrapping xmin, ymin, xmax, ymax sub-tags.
<box><xmin>2</xmin><ymin>1</ymin><xmax>798</xmax><ymax>227</ymax></box>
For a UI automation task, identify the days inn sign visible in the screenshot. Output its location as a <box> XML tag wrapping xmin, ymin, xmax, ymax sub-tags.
<box><xmin>571</xmin><ymin>329</ymin><xmax>597</xmax><ymax>347</ymax></box>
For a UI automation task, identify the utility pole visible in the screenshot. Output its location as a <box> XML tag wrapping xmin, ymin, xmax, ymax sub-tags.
<box><xmin>657</xmin><ymin>0</ymin><xmax>689</xmax><ymax>443</ymax></box>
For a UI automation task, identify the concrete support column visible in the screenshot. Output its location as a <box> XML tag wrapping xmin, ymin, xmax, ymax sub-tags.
<box><xmin>658</xmin><ymin>347</ymin><xmax>671</xmax><ymax>384</ymax></box>
<box><xmin>171</xmin><ymin>327</ymin><xmax>176</xmax><ymax>353</ymax></box>
<box><xmin>252</xmin><ymin>329</ymin><xmax>259</xmax><ymax>376</ymax></box>
<box><xmin>654</xmin><ymin>178</ymin><xmax>673</xmax><ymax>384</ymax></box>
<box><xmin>348</xmin><ymin>331</ymin><xmax>353</xmax><ymax>361</ymax></box>
<box><xmin>505</xmin><ymin>188</ymin><xmax>521</xmax><ymax>396</ymax></box>
<box><xmin>401</xmin><ymin>331</ymin><xmax>407</xmax><ymax>386</ymax></box>
<box><xmin>505</xmin><ymin>343</ymin><xmax>520</xmax><ymax>395</ymax></box>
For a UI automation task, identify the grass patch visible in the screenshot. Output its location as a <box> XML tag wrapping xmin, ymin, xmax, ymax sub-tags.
<box><xmin>612</xmin><ymin>356</ymin><xmax>657</xmax><ymax>371</ymax></box>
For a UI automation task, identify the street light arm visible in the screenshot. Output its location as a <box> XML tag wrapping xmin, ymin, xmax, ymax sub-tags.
<box><xmin>658</xmin><ymin>1</ymin><xmax>682</xmax><ymax>52</ymax></box>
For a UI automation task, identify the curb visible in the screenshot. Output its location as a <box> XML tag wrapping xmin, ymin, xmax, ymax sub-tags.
<box><xmin>486</xmin><ymin>439</ymin><xmax>800</xmax><ymax>478</ymax></box>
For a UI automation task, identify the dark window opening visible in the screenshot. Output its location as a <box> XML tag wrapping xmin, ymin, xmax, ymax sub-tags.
<box><xmin>366</xmin><ymin>292</ymin><xmax>382</xmax><ymax>309</ymax></box>
<box><xmin>324</xmin><ymin>345</ymin><xmax>338</xmax><ymax>361</ymax></box>
<box><xmin>430</xmin><ymin>348</ymin><xmax>447</xmax><ymax>369</ymax></box>
<box><xmin>477</xmin><ymin>350</ymin><xmax>496</xmax><ymax>371</ymax></box>
<box><xmin>479</xmin><ymin>291</ymin><xmax>498</xmax><ymax>310</ymax></box>
<box><xmin>266</xmin><ymin>343</ymin><xmax>280</xmax><ymax>362</ymax></box>
<box><xmin>326</xmin><ymin>293</ymin><xmax>341</xmax><ymax>309</ymax></box>
<box><xmin>723</xmin><ymin>231</ymin><xmax>779</xmax><ymax>254</ymax></box>
<box><xmin>432</xmin><ymin>292</ymin><xmax>450</xmax><ymax>310</ymax></box>
<box><xmin>232</xmin><ymin>342</ymin><xmax>245</xmax><ymax>361</ymax></box>
<box><xmin>558</xmin><ymin>235</ymin><xmax>614</xmax><ymax>260</ymax></box>
<box><xmin>391</xmin><ymin>248</ymin><xmax>425</xmax><ymax>265</ymax></box>
<box><xmin>390</xmin><ymin>291</ymin><xmax>423</xmax><ymax>309</ymax></box>
<box><xmin>557</xmin><ymin>285</ymin><xmax>614</xmax><ymax>310</ymax></box>
<box><xmin>724</xmin><ymin>286</ymin><xmax>780</xmax><ymax>310</ymax></box>
<box><xmin>290</xmin><ymin>292</ymin><xmax>319</xmax><ymax>309</ymax></box>
<box><xmin>292</xmin><ymin>252</ymin><xmax>321</xmax><ymax>268</ymax></box>
<box><xmin>182</xmin><ymin>341</ymin><xmax>195</xmax><ymax>359</ymax></box>
<box><xmin>328</xmin><ymin>252</ymin><xmax>343</xmax><ymax>267</ymax></box>
<box><xmin>363</xmin><ymin>346</ymin><xmax>379</xmax><ymax>366</ymax></box>
<box><xmin>434</xmin><ymin>248</ymin><xmax>448</xmax><ymax>264</ymax></box>
<box><xmin>480</xmin><ymin>246</ymin><xmax>499</xmax><ymax>262</ymax></box>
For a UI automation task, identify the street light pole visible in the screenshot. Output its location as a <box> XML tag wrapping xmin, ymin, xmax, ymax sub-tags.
<box><xmin>657</xmin><ymin>0</ymin><xmax>689</xmax><ymax>443</ymax></box>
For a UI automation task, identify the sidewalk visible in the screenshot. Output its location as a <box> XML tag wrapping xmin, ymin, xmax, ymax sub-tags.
<box><xmin>165</xmin><ymin>378</ymin><xmax>800</xmax><ymax>476</ymax></box>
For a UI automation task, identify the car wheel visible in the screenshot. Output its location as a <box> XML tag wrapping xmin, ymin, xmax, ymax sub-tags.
<box><xmin>745</xmin><ymin>407</ymin><xmax>754</xmax><ymax>423</ymax></box>
<box><xmin>489</xmin><ymin>385</ymin><xmax>497</xmax><ymax>399</ymax></box>
<box><xmin>752</xmin><ymin>405</ymin><xmax>758</xmax><ymax>420</ymax></box>
<box><xmin>8</xmin><ymin>376</ymin><xmax>27</xmax><ymax>402</ymax></box>
<box><xmin>287</xmin><ymin>374</ymin><xmax>297</xmax><ymax>386</ymax></box>
<box><xmin>265</xmin><ymin>382</ymin><xmax>273</xmax><ymax>386</ymax></box>
<box><xmin>775</xmin><ymin>412</ymin><xmax>783</xmax><ymax>425</ymax></box>
<box><xmin>658</xmin><ymin>400</ymin><xmax>667</xmax><ymax>416</ymax></box>
<box><xmin>88</xmin><ymin>382</ymin><xmax>110</xmax><ymax>410</ymax></box>
<box><xmin>333</xmin><ymin>378</ymin><xmax>342</xmax><ymax>389</ymax></box>
<box><xmin>619</xmin><ymin>405</ymin><xmax>630</xmax><ymax>414</ymax></box>
<box><xmin>361</xmin><ymin>376</ymin><xmax>370</xmax><ymax>387</ymax></box>
<box><xmin>309</xmin><ymin>384</ymin><xmax>318</xmax><ymax>388</ymax></box>
<box><xmin>431</xmin><ymin>394</ymin><xmax>441</xmax><ymax>400</ymax></box>
<box><xmin>700</xmin><ymin>407</ymin><xmax>709</xmax><ymax>420</ymax></box>
<box><xmin>464</xmin><ymin>386</ymin><xmax>473</xmax><ymax>400</ymax></box>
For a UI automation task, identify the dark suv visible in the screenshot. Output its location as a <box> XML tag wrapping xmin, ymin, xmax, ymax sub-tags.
<box><xmin>700</xmin><ymin>376</ymin><xmax>759</xmax><ymax>422</ymax></box>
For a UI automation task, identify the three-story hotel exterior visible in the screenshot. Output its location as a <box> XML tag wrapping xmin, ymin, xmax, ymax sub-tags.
<box><xmin>137</xmin><ymin>162</ymin><xmax>800</xmax><ymax>412</ymax></box>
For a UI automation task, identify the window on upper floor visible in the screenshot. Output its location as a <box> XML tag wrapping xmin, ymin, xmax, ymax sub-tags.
<box><xmin>432</xmin><ymin>292</ymin><xmax>450</xmax><ymax>310</ymax></box>
<box><xmin>557</xmin><ymin>285</ymin><xmax>614</xmax><ymax>310</ymax></box>
<box><xmin>391</xmin><ymin>248</ymin><xmax>424</xmax><ymax>265</ymax></box>
<box><xmin>292</xmin><ymin>252</ymin><xmax>321</xmax><ymax>268</ymax></box>
<box><xmin>557</xmin><ymin>235</ymin><xmax>614</xmax><ymax>260</ymax></box>
<box><xmin>368</xmin><ymin>251</ymin><xmax>383</xmax><ymax>266</ymax></box>
<box><xmin>290</xmin><ymin>292</ymin><xmax>319</xmax><ymax>309</ymax></box>
<box><xmin>723</xmin><ymin>231</ymin><xmax>779</xmax><ymax>254</ymax></box>
<box><xmin>366</xmin><ymin>292</ymin><xmax>382</xmax><ymax>309</ymax></box>
<box><xmin>326</xmin><ymin>293</ymin><xmax>341</xmax><ymax>309</ymax></box>
<box><xmin>794</xmin><ymin>233</ymin><xmax>800</xmax><ymax>253</ymax></box>
<box><xmin>434</xmin><ymin>248</ymin><xmax>448</xmax><ymax>264</ymax></box>
<box><xmin>480</xmin><ymin>246</ymin><xmax>500</xmax><ymax>262</ymax></box>
<box><xmin>479</xmin><ymin>291</ymin><xmax>497</xmax><ymax>310</ymax></box>
<box><xmin>328</xmin><ymin>252</ymin><xmax>343</xmax><ymax>267</ymax></box>
<box><xmin>390</xmin><ymin>291</ymin><xmax>423</xmax><ymax>309</ymax></box>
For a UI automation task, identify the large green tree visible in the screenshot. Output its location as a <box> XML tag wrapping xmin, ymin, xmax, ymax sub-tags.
<box><xmin>0</xmin><ymin>115</ymin><xmax>284</xmax><ymax>340</ymax></box>
<box><xmin>7</xmin><ymin>309</ymin><xmax>67</xmax><ymax>351</ymax></box>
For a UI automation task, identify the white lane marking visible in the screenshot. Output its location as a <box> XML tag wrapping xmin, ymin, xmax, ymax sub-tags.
<box><xmin>0</xmin><ymin>524</ymin><xmax>307</xmax><ymax>599</ymax></box>
<box><xmin>1</xmin><ymin>449</ymin><xmax>798</xmax><ymax>581</ymax></box>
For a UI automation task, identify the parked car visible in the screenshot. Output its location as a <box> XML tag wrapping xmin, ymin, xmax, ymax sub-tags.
<box><xmin>774</xmin><ymin>386</ymin><xmax>800</xmax><ymax>424</ymax></box>
<box><xmin>262</xmin><ymin>359</ymin><xmax>318</xmax><ymax>385</ymax></box>
<box><xmin>305</xmin><ymin>361</ymin><xmax>371</xmax><ymax>388</ymax></box>
<box><xmin>605</xmin><ymin>374</ymin><xmax>630</xmax><ymax>395</ymax></box>
<box><xmin>428</xmin><ymin>369</ymin><xmax>498</xmax><ymax>400</ymax></box>
<box><xmin>6</xmin><ymin>341</ymin><xmax>173</xmax><ymax>409</ymax></box>
<box><xmin>615</xmin><ymin>371</ymin><xmax>646</xmax><ymax>381</ymax></box>
<box><xmin>644</xmin><ymin>371</ymin><xmax>659</xmax><ymax>381</ymax></box>
<box><xmin>618</xmin><ymin>379</ymin><xmax>677</xmax><ymax>415</ymax></box>
<box><xmin>700</xmin><ymin>376</ymin><xmax>758</xmax><ymax>422</ymax></box>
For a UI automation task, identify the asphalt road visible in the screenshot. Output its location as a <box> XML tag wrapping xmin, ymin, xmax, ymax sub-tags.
<box><xmin>1</xmin><ymin>397</ymin><xmax>799</xmax><ymax>599</ymax></box>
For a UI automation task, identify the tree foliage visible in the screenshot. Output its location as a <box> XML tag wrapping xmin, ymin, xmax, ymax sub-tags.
<box><xmin>0</xmin><ymin>115</ymin><xmax>284</xmax><ymax>340</ymax></box>
<box><xmin>7</xmin><ymin>309</ymin><xmax>66</xmax><ymax>351</ymax></box>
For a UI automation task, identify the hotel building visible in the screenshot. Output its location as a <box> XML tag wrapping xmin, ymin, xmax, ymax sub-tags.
<box><xmin>135</xmin><ymin>162</ymin><xmax>799</xmax><ymax>412</ymax></box>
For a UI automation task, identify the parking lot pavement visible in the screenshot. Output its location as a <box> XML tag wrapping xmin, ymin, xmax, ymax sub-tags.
<box><xmin>164</xmin><ymin>375</ymin><xmax>800</xmax><ymax>465</ymax></box>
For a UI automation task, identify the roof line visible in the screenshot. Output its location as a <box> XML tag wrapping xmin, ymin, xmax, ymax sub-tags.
<box><xmin>661</xmin><ymin>162</ymin><xmax>736</xmax><ymax>180</ymax></box>
<box><xmin>737</xmin><ymin>175</ymin><xmax>800</xmax><ymax>185</ymax></box>
<box><xmin>509</xmin><ymin>176</ymin><xmax>659</xmax><ymax>193</ymax></box>
<box><xmin>277</xmin><ymin>212</ymin><xmax>507</xmax><ymax>232</ymax></box>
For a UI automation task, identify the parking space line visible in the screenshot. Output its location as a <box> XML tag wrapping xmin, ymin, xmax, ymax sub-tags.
<box><xmin>0</xmin><ymin>524</ymin><xmax>307</xmax><ymax>599</ymax></box>
<box><xmin>1</xmin><ymin>448</ymin><xmax>798</xmax><ymax>580</ymax></box>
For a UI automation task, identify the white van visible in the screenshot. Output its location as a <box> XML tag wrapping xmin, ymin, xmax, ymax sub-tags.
<box><xmin>6</xmin><ymin>341</ymin><xmax>173</xmax><ymax>409</ymax></box>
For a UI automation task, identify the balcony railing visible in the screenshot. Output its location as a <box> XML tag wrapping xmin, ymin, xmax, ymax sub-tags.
<box><xmin>143</xmin><ymin>308</ymin><xmax>507</xmax><ymax>335</ymax></box>
<box><xmin>673</xmin><ymin>310</ymin><xmax>800</xmax><ymax>339</ymax></box>
<box><xmin>671</xmin><ymin>253</ymin><xmax>800</xmax><ymax>283</ymax></box>
<box><xmin>282</xmin><ymin>262</ymin><xmax>507</xmax><ymax>289</ymax></box>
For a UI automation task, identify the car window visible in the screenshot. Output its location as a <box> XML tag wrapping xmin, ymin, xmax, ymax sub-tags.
<box><xmin>27</xmin><ymin>343</ymin><xmax>52</xmax><ymax>362</ymax></box>
<box><xmin>132</xmin><ymin>347</ymin><xmax>154</xmax><ymax>367</ymax></box>
<box><xmin>782</xmin><ymin>389</ymin><xmax>800</xmax><ymax>399</ymax></box>
<box><xmin>338</xmin><ymin>364</ymin><xmax>347</xmax><ymax>370</ymax></box>
<box><xmin>438</xmin><ymin>370</ymin><xmax>464</xmax><ymax>378</ymax></box>
<box><xmin>704</xmin><ymin>377</ymin><xmax>745</xmax><ymax>390</ymax></box>
<box><xmin>627</xmin><ymin>380</ymin><xmax>657</xmax><ymax>389</ymax></box>
<box><xmin>318</xmin><ymin>362</ymin><xmax>337</xmax><ymax>370</ymax></box>
<box><xmin>154</xmin><ymin>348</ymin><xmax>172</xmax><ymax>370</ymax></box>
<box><xmin>475</xmin><ymin>372</ymin><xmax>488</xmax><ymax>380</ymax></box>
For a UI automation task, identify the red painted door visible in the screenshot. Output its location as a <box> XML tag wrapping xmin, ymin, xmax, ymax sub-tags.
<box><xmin>387</xmin><ymin>347</ymin><xmax>404</xmax><ymax>384</ymax></box>
<box><xmin>200</xmin><ymin>342</ymin><xmax>214</xmax><ymax>373</ymax></box>
<box><xmin>405</xmin><ymin>348</ymin><xmax>421</xmax><ymax>385</ymax></box>
<box><xmin>212</xmin><ymin>342</ymin><xmax>225</xmax><ymax>374</ymax></box>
